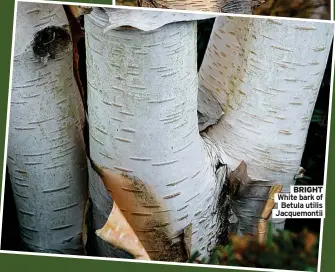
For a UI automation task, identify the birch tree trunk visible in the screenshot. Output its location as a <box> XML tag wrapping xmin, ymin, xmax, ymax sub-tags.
<box><xmin>198</xmin><ymin>16</ymin><xmax>334</xmax><ymax>234</ymax></box>
<box><xmin>7</xmin><ymin>2</ymin><xmax>87</xmax><ymax>254</ymax></box>
<box><xmin>85</xmin><ymin>8</ymin><xmax>220</xmax><ymax>261</ymax></box>
<box><xmin>84</xmin><ymin>8</ymin><xmax>333</xmax><ymax>262</ymax></box>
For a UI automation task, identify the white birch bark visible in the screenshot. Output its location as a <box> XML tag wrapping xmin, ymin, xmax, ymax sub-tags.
<box><xmin>85</xmin><ymin>8</ymin><xmax>220</xmax><ymax>261</ymax></box>
<box><xmin>198</xmin><ymin>16</ymin><xmax>334</xmax><ymax>234</ymax></box>
<box><xmin>84</xmin><ymin>8</ymin><xmax>333</xmax><ymax>262</ymax></box>
<box><xmin>7</xmin><ymin>2</ymin><xmax>87</xmax><ymax>254</ymax></box>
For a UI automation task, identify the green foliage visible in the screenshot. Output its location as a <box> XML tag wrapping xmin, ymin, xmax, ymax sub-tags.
<box><xmin>189</xmin><ymin>222</ymin><xmax>319</xmax><ymax>271</ymax></box>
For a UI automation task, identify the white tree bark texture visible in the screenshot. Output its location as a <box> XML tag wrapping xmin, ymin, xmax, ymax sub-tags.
<box><xmin>7</xmin><ymin>2</ymin><xmax>87</xmax><ymax>254</ymax></box>
<box><xmin>84</xmin><ymin>8</ymin><xmax>334</xmax><ymax>261</ymax></box>
<box><xmin>85</xmin><ymin>8</ymin><xmax>224</xmax><ymax>261</ymax></box>
<box><xmin>198</xmin><ymin>16</ymin><xmax>334</xmax><ymax>234</ymax></box>
<box><xmin>102</xmin><ymin>8</ymin><xmax>215</xmax><ymax>32</ymax></box>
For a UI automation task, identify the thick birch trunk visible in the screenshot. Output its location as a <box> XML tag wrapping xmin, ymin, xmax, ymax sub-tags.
<box><xmin>7</xmin><ymin>2</ymin><xmax>87</xmax><ymax>254</ymax></box>
<box><xmin>198</xmin><ymin>16</ymin><xmax>334</xmax><ymax>234</ymax></box>
<box><xmin>85</xmin><ymin>8</ymin><xmax>221</xmax><ymax>261</ymax></box>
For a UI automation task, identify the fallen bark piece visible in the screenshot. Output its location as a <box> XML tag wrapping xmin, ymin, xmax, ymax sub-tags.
<box><xmin>96</xmin><ymin>202</ymin><xmax>151</xmax><ymax>260</ymax></box>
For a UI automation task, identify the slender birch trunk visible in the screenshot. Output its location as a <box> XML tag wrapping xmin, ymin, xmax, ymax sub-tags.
<box><xmin>7</xmin><ymin>2</ymin><xmax>87</xmax><ymax>254</ymax></box>
<box><xmin>198</xmin><ymin>16</ymin><xmax>334</xmax><ymax>234</ymax></box>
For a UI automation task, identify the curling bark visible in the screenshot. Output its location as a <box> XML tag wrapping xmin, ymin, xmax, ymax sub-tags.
<box><xmin>7</xmin><ymin>2</ymin><xmax>87</xmax><ymax>254</ymax></box>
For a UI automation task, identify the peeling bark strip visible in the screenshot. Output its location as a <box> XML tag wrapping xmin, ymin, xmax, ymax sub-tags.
<box><xmin>199</xmin><ymin>16</ymin><xmax>334</xmax><ymax>234</ymax></box>
<box><xmin>258</xmin><ymin>184</ymin><xmax>282</xmax><ymax>245</ymax></box>
<box><xmin>85</xmin><ymin>8</ymin><xmax>223</xmax><ymax>260</ymax></box>
<box><xmin>101</xmin><ymin>8</ymin><xmax>214</xmax><ymax>32</ymax></box>
<box><xmin>90</xmin><ymin>163</ymin><xmax>189</xmax><ymax>261</ymax></box>
<box><xmin>8</xmin><ymin>2</ymin><xmax>87</xmax><ymax>254</ymax></box>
